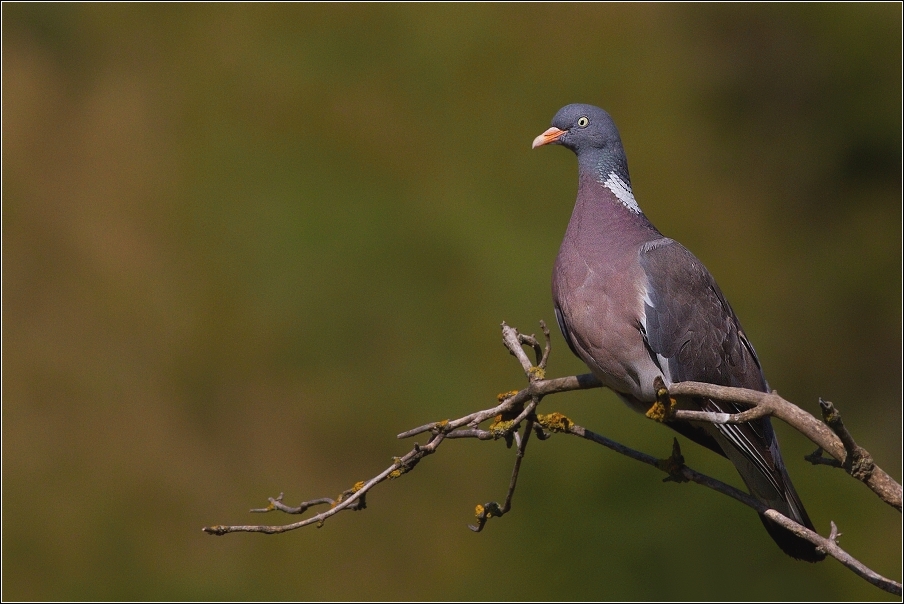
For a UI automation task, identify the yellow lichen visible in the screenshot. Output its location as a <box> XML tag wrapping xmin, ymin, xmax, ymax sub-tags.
<box><xmin>528</xmin><ymin>366</ymin><xmax>546</xmax><ymax>380</ymax></box>
<box><xmin>489</xmin><ymin>419</ymin><xmax>515</xmax><ymax>436</ymax></box>
<box><xmin>537</xmin><ymin>412</ymin><xmax>573</xmax><ymax>433</ymax></box>
<box><xmin>497</xmin><ymin>390</ymin><xmax>519</xmax><ymax>402</ymax></box>
<box><xmin>646</xmin><ymin>396</ymin><xmax>676</xmax><ymax>422</ymax></box>
<box><xmin>335</xmin><ymin>482</ymin><xmax>365</xmax><ymax>503</ymax></box>
<box><xmin>474</xmin><ymin>504</ymin><xmax>485</xmax><ymax>517</ymax></box>
<box><xmin>646</xmin><ymin>400</ymin><xmax>668</xmax><ymax>421</ymax></box>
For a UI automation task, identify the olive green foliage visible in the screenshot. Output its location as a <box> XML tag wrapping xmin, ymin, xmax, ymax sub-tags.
<box><xmin>3</xmin><ymin>4</ymin><xmax>900</xmax><ymax>600</ymax></box>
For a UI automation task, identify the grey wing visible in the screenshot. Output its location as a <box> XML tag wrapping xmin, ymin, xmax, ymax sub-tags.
<box><xmin>638</xmin><ymin>238</ymin><xmax>766</xmax><ymax>391</ymax></box>
<box><xmin>636</xmin><ymin>238</ymin><xmax>822</xmax><ymax>561</ymax></box>
<box><xmin>637</xmin><ymin>239</ymin><xmax>805</xmax><ymax>519</ymax></box>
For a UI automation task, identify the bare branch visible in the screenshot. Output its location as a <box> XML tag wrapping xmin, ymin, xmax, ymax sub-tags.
<box><xmin>204</xmin><ymin>321</ymin><xmax>901</xmax><ymax>595</ymax></box>
<box><xmin>501</xmin><ymin>321</ymin><xmax>536</xmax><ymax>376</ymax></box>
<box><xmin>396</xmin><ymin>420</ymin><xmax>449</xmax><ymax>440</ymax></box>
<box><xmin>671</xmin><ymin>406</ymin><xmax>772</xmax><ymax>424</ymax></box>
<box><xmin>249</xmin><ymin>493</ymin><xmax>336</xmax><ymax>515</ymax></box>
<box><xmin>762</xmin><ymin>513</ymin><xmax>900</xmax><ymax>596</ymax></box>
<box><xmin>551</xmin><ymin>415</ymin><xmax>901</xmax><ymax>596</ymax></box>
<box><xmin>666</xmin><ymin>381</ymin><xmax>902</xmax><ymax>511</ymax></box>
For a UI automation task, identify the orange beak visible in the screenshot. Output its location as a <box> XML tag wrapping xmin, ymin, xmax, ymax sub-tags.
<box><xmin>532</xmin><ymin>127</ymin><xmax>566</xmax><ymax>149</ymax></box>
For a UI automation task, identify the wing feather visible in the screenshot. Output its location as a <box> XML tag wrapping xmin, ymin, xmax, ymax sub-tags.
<box><xmin>637</xmin><ymin>239</ymin><xmax>810</xmax><ymax>525</ymax></box>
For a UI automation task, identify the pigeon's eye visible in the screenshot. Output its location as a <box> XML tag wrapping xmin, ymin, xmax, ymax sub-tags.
<box><xmin>577</xmin><ymin>116</ymin><xmax>589</xmax><ymax>128</ymax></box>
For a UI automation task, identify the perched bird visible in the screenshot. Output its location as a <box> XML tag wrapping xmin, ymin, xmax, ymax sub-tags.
<box><xmin>532</xmin><ymin>103</ymin><xmax>824</xmax><ymax>562</ymax></box>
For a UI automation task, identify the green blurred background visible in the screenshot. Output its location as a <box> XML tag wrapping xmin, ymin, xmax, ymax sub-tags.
<box><xmin>3</xmin><ymin>3</ymin><xmax>901</xmax><ymax>600</ymax></box>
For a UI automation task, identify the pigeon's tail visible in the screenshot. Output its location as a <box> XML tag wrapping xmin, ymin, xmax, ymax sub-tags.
<box><xmin>644</xmin><ymin>394</ymin><xmax>826</xmax><ymax>561</ymax></box>
<box><xmin>759</xmin><ymin>512</ymin><xmax>824</xmax><ymax>562</ymax></box>
<box><xmin>756</xmin><ymin>475</ymin><xmax>825</xmax><ymax>562</ymax></box>
<box><xmin>717</xmin><ymin>417</ymin><xmax>826</xmax><ymax>563</ymax></box>
<box><xmin>694</xmin><ymin>399</ymin><xmax>826</xmax><ymax>562</ymax></box>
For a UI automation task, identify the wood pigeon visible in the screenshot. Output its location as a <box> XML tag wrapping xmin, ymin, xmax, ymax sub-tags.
<box><xmin>533</xmin><ymin>103</ymin><xmax>824</xmax><ymax>562</ymax></box>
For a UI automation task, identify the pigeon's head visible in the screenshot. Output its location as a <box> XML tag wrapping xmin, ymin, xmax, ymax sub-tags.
<box><xmin>533</xmin><ymin>103</ymin><xmax>629</xmax><ymax>181</ymax></box>
<box><xmin>532</xmin><ymin>104</ymin><xmax>622</xmax><ymax>154</ymax></box>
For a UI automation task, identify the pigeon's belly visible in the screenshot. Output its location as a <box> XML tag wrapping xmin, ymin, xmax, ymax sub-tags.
<box><xmin>552</xmin><ymin>245</ymin><xmax>663</xmax><ymax>406</ymax></box>
<box><xmin>566</xmin><ymin>284</ymin><xmax>662</xmax><ymax>406</ymax></box>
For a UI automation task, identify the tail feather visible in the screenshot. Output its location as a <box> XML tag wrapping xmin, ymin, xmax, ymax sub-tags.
<box><xmin>756</xmin><ymin>456</ymin><xmax>825</xmax><ymax>562</ymax></box>
<box><xmin>690</xmin><ymin>398</ymin><xmax>826</xmax><ymax>562</ymax></box>
<box><xmin>722</xmin><ymin>417</ymin><xmax>826</xmax><ymax>562</ymax></box>
<box><xmin>759</xmin><ymin>513</ymin><xmax>825</xmax><ymax>562</ymax></box>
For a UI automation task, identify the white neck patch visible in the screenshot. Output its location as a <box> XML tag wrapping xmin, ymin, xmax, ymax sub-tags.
<box><xmin>603</xmin><ymin>171</ymin><xmax>641</xmax><ymax>214</ymax></box>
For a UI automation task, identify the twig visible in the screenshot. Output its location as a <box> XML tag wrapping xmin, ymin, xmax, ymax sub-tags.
<box><xmin>819</xmin><ymin>398</ymin><xmax>876</xmax><ymax>481</ymax></box>
<box><xmin>469</xmin><ymin>417</ymin><xmax>535</xmax><ymax>532</ymax></box>
<box><xmin>804</xmin><ymin>447</ymin><xmax>843</xmax><ymax>468</ymax></box>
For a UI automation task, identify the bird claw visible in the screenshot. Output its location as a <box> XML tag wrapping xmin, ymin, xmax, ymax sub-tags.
<box><xmin>645</xmin><ymin>376</ymin><xmax>677</xmax><ymax>422</ymax></box>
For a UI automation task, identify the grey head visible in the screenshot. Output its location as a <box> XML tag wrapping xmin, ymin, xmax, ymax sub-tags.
<box><xmin>532</xmin><ymin>103</ymin><xmax>631</xmax><ymax>187</ymax></box>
